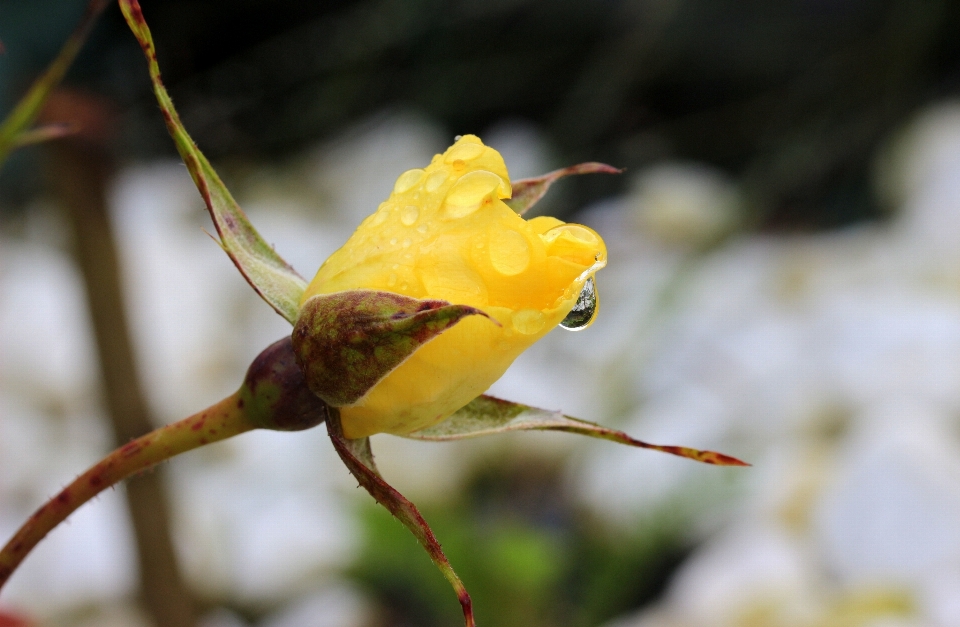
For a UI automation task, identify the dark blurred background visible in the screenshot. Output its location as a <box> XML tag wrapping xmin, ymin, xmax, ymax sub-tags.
<box><xmin>5</xmin><ymin>0</ymin><xmax>960</xmax><ymax>228</ymax></box>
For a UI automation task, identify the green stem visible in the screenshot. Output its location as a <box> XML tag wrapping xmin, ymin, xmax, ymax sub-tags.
<box><xmin>0</xmin><ymin>392</ymin><xmax>255</xmax><ymax>593</ymax></box>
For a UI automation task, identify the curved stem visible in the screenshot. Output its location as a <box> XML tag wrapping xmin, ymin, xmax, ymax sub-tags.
<box><xmin>326</xmin><ymin>414</ymin><xmax>476</xmax><ymax>627</ymax></box>
<box><xmin>0</xmin><ymin>392</ymin><xmax>255</xmax><ymax>593</ymax></box>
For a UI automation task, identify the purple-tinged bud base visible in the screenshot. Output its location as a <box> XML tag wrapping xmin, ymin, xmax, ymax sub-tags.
<box><xmin>241</xmin><ymin>337</ymin><xmax>329</xmax><ymax>431</ymax></box>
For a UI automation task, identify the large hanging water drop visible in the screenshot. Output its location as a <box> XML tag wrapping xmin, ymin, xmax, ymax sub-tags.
<box><xmin>560</xmin><ymin>277</ymin><xmax>598</xmax><ymax>330</ymax></box>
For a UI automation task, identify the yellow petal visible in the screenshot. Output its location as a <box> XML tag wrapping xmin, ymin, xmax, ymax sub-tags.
<box><xmin>303</xmin><ymin>135</ymin><xmax>606</xmax><ymax>438</ymax></box>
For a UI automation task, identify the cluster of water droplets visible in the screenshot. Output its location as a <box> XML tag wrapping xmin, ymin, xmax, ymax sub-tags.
<box><xmin>367</xmin><ymin>137</ymin><xmax>600</xmax><ymax>333</ymax></box>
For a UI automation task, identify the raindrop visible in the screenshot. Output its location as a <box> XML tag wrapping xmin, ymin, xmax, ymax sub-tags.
<box><xmin>393</xmin><ymin>168</ymin><xmax>425</xmax><ymax>194</ymax></box>
<box><xmin>560</xmin><ymin>277</ymin><xmax>598</xmax><ymax>330</ymax></box>
<box><xmin>425</xmin><ymin>170</ymin><xmax>449</xmax><ymax>192</ymax></box>
<box><xmin>442</xmin><ymin>170</ymin><xmax>504</xmax><ymax>219</ymax></box>
<box><xmin>512</xmin><ymin>309</ymin><xmax>545</xmax><ymax>335</ymax></box>
<box><xmin>401</xmin><ymin>205</ymin><xmax>419</xmax><ymax>226</ymax></box>
<box><xmin>369</xmin><ymin>209</ymin><xmax>388</xmax><ymax>227</ymax></box>
<box><xmin>445</xmin><ymin>141</ymin><xmax>483</xmax><ymax>162</ymax></box>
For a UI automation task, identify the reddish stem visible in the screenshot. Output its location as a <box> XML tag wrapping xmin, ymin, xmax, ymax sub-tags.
<box><xmin>0</xmin><ymin>393</ymin><xmax>254</xmax><ymax>593</ymax></box>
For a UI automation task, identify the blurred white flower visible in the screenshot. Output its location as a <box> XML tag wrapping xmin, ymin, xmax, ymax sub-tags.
<box><xmin>630</xmin><ymin>162</ymin><xmax>740</xmax><ymax>248</ymax></box>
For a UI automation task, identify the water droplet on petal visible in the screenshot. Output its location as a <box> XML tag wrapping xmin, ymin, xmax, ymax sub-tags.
<box><xmin>402</xmin><ymin>239</ymin><xmax>411</xmax><ymax>248</ymax></box>
<box><xmin>388</xmin><ymin>273</ymin><xmax>398</xmax><ymax>287</ymax></box>
<box><xmin>542</xmin><ymin>224</ymin><xmax>599</xmax><ymax>245</ymax></box>
<box><xmin>369</xmin><ymin>209</ymin><xmax>388</xmax><ymax>227</ymax></box>
<box><xmin>513</xmin><ymin>309</ymin><xmax>546</xmax><ymax>335</ymax></box>
<box><xmin>393</xmin><ymin>168</ymin><xmax>425</xmax><ymax>194</ymax></box>
<box><xmin>390</xmin><ymin>238</ymin><xmax>398</xmax><ymax>246</ymax></box>
<box><xmin>560</xmin><ymin>276</ymin><xmax>599</xmax><ymax>331</ymax></box>
<box><xmin>445</xmin><ymin>141</ymin><xmax>484</xmax><ymax>162</ymax></box>
<box><xmin>400</xmin><ymin>205</ymin><xmax>419</xmax><ymax>226</ymax></box>
<box><xmin>425</xmin><ymin>170</ymin><xmax>449</xmax><ymax>192</ymax></box>
<box><xmin>417</xmin><ymin>224</ymin><xmax>429</xmax><ymax>234</ymax></box>
<box><xmin>489</xmin><ymin>230</ymin><xmax>531</xmax><ymax>276</ymax></box>
<box><xmin>442</xmin><ymin>170</ymin><xmax>504</xmax><ymax>219</ymax></box>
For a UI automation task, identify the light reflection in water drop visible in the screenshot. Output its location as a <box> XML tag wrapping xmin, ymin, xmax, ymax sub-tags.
<box><xmin>560</xmin><ymin>276</ymin><xmax>598</xmax><ymax>331</ymax></box>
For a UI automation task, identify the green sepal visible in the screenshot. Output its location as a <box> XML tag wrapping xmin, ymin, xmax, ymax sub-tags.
<box><xmin>405</xmin><ymin>395</ymin><xmax>749</xmax><ymax>466</ymax></box>
<box><xmin>292</xmin><ymin>290</ymin><xmax>495</xmax><ymax>407</ymax></box>
<box><xmin>326</xmin><ymin>413</ymin><xmax>476</xmax><ymax>627</ymax></box>
<box><xmin>119</xmin><ymin>0</ymin><xmax>306</xmax><ymax>324</ymax></box>
<box><xmin>505</xmin><ymin>162</ymin><xmax>623</xmax><ymax>215</ymax></box>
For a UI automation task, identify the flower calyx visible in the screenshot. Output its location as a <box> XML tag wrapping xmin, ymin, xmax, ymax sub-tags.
<box><xmin>292</xmin><ymin>290</ymin><xmax>496</xmax><ymax>408</ymax></box>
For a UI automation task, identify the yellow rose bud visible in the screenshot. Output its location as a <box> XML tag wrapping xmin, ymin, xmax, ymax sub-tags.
<box><xmin>302</xmin><ymin>135</ymin><xmax>606</xmax><ymax>438</ymax></box>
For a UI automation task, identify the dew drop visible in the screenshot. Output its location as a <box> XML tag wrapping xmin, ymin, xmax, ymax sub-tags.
<box><xmin>452</xmin><ymin>159</ymin><xmax>466</xmax><ymax>171</ymax></box>
<box><xmin>512</xmin><ymin>309</ymin><xmax>546</xmax><ymax>335</ymax></box>
<box><xmin>560</xmin><ymin>277</ymin><xmax>599</xmax><ymax>331</ymax></box>
<box><xmin>417</xmin><ymin>224</ymin><xmax>429</xmax><ymax>234</ymax></box>
<box><xmin>390</xmin><ymin>238</ymin><xmax>398</xmax><ymax>246</ymax></box>
<box><xmin>369</xmin><ymin>210</ymin><xmax>388</xmax><ymax>227</ymax></box>
<box><xmin>442</xmin><ymin>170</ymin><xmax>504</xmax><ymax>219</ymax></box>
<box><xmin>425</xmin><ymin>169</ymin><xmax>449</xmax><ymax>192</ymax></box>
<box><xmin>393</xmin><ymin>168</ymin><xmax>425</xmax><ymax>194</ymax></box>
<box><xmin>445</xmin><ymin>141</ymin><xmax>484</xmax><ymax>162</ymax></box>
<box><xmin>400</xmin><ymin>205</ymin><xmax>420</xmax><ymax>226</ymax></box>
<box><xmin>542</xmin><ymin>224</ymin><xmax>599</xmax><ymax>245</ymax></box>
<box><xmin>388</xmin><ymin>273</ymin><xmax>398</xmax><ymax>287</ymax></box>
<box><xmin>402</xmin><ymin>239</ymin><xmax>411</xmax><ymax>248</ymax></box>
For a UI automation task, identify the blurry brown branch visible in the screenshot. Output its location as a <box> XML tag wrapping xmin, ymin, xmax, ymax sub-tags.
<box><xmin>42</xmin><ymin>89</ymin><xmax>198</xmax><ymax>627</ymax></box>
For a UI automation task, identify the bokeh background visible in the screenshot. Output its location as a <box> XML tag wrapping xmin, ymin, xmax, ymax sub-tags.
<box><xmin>5</xmin><ymin>1</ymin><xmax>960</xmax><ymax>626</ymax></box>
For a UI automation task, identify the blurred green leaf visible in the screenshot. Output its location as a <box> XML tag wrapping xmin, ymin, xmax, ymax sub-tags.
<box><xmin>352</xmin><ymin>457</ymin><xmax>694</xmax><ymax>627</ymax></box>
<box><xmin>118</xmin><ymin>0</ymin><xmax>307</xmax><ymax>324</ymax></box>
<box><xmin>0</xmin><ymin>0</ymin><xmax>108</xmax><ymax>169</ymax></box>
